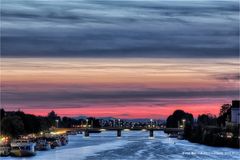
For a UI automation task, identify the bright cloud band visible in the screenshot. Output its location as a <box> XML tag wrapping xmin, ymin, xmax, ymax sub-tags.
<box><xmin>1</xmin><ymin>58</ymin><xmax>239</xmax><ymax>118</ymax></box>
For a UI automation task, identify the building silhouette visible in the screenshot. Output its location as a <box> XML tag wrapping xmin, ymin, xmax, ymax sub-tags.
<box><xmin>231</xmin><ymin>100</ymin><xmax>240</xmax><ymax>124</ymax></box>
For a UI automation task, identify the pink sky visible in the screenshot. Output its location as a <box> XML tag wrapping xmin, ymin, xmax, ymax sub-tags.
<box><xmin>1</xmin><ymin>58</ymin><xmax>239</xmax><ymax>119</ymax></box>
<box><xmin>21</xmin><ymin>103</ymin><xmax>222</xmax><ymax>119</ymax></box>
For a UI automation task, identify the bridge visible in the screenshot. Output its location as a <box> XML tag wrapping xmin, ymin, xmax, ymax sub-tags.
<box><xmin>54</xmin><ymin>127</ymin><xmax>184</xmax><ymax>137</ymax></box>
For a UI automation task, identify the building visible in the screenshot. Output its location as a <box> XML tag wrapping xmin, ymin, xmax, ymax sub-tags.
<box><xmin>231</xmin><ymin>100</ymin><xmax>240</xmax><ymax>124</ymax></box>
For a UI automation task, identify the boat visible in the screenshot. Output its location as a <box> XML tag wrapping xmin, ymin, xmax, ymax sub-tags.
<box><xmin>36</xmin><ymin>139</ymin><xmax>51</xmax><ymax>151</ymax></box>
<box><xmin>60</xmin><ymin>135</ymin><xmax>68</xmax><ymax>146</ymax></box>
<box><xmin>0</xmin><ymin>144</ymin><xmax>10</xmax><ymax>157</ymax></box>
<box><xmin>46</xmin><ymin>137</ymin><xmax>61</xmax><ymax>149</ymax></box>
<box><xmin>10</xmin><ymin>139</ymin><xmax>36</xmax><ymax>157</ymax></box>
<box><xmin>53</xmin><ymin>138</ymin><xmax>61</xmax><ymax>147</ymax></box>
<box><xmin>0</xmin><ymin>136</ymin><xmax>10</xmax><ymax>157</ymax></box>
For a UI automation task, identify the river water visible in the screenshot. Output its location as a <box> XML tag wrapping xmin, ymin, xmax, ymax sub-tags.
<box><xmin>3</xmin><ymin>131</ymin><xmax>239</xmax><ymax>160</ymax></box>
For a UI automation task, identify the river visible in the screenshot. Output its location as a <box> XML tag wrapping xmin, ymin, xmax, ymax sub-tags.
<box><xmin>2</xmin><ymin>131</ymin><xmax>239</xmax><ymax>160</ymax></box>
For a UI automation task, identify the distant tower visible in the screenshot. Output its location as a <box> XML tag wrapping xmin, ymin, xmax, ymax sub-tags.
<box><xmin>231</xmin><ymin>100</ymin><xmax>240</xmax><ymax>124</ymax></box>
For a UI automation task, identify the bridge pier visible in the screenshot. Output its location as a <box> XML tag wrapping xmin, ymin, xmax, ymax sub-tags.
<box><xmin>117</xmin><ymin>129</ymin><xmax>121</xmax><ymax>137</ymax></box>
<box><xmin>149</xmin><ymin>129</ymin><xmax>154</xmax><ymax>137</ymax></box>
<box><xmin>84</xmin><ymin>130</ymin><xmax>89</xmax><ymax>137</ymax></box>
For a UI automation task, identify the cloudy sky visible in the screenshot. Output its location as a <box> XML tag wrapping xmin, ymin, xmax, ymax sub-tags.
<box><xmin>1</xmin><ymin>0</ymin><xmax>239</xmax><ymax>118</ymax></box>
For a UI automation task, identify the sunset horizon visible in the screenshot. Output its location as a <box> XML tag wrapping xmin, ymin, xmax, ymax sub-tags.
<box><xmin>2</xmin><ymin>57</ymin><xmax>238</xmax><ymax>119</ymax></box>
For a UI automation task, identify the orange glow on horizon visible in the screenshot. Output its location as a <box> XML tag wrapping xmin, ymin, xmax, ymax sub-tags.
<box><xmin>21</xmin><ymin>103</ymin><xmax>222</xmax><ymax>119</ymax></box>
<box><xmin>1</xmin><ymin>58</ymin><xmax>239</xmax><ymax>118</ymax></box>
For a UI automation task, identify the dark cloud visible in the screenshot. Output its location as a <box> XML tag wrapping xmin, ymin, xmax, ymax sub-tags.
<box><xmin>1</xmin><ymin>0</ymin><xmax>239</xmax><ymax>58</ymax></box>
<box><xmin>1</xmin><ymin>89</ymin><xmax>239</xmax><ymax>107</ymax></box>
<box><xmin>214</xmin><ymin>73</ymin><xmax>240</xmax><ymax>81</ymax></box>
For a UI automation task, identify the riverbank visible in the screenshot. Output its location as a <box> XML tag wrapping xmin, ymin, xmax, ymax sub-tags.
<box><xmin>0</xmin><ymin>132</ymin><xmax>71</xmax><ymax>157</ymax></box>
<box><xmin>184</xmin><ymin>125</ymin><xmax>240</xmax><ymax>149</ymax></box>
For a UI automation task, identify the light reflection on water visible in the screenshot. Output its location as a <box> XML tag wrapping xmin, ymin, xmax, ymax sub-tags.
<box><xmin>2</xmin><ymin>131</ymin><xmax>239</xmax><ymax>160</ymax></box>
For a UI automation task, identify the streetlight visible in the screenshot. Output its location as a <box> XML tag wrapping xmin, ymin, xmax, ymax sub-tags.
<box><xmin>182</xmin><ymin>119</ymin><xmax>186</xmax><ymax>128</ymax></box>
<box><xmin>86</xmin><ymin>119</ymin><xmax>89</xmax><ymax>128</ymax></box>
<box><xmin>118</xmin><ymin>119</ymin><xmax>121</xmax><ymax>127</ymax></box>
<box><xmin>55</xmin><ymin>119</ymin><xmax>59</xmax><ymax>128</ymax></box>
<box><xmin>150</xmin><ymin>119</ymin><xmax>153</xmax><ymax>128</ymax></box>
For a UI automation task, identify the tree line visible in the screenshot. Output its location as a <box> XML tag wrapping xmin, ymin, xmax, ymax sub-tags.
<box><xmin>0</xmin><ymin>109</ymin><xmax>100</xmax><ymax>138</ymax></box>
<box><xmin>166</xmin><ymin>104</ymin><xmax>239</xmax><ymax>148</ymax></box>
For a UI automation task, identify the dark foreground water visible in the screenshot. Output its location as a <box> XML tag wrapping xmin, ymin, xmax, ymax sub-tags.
<box><xmin>3</xmin><ymin>131</ymin><xmax>240</xmax><ymax>160</ymax></box>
